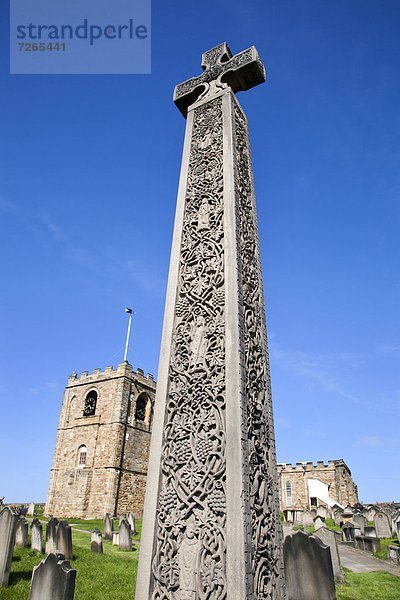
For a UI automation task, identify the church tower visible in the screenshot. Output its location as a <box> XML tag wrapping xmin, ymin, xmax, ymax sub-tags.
<box><xmin>45</xmin><ymin>361</ymin><xmax>156</xmax><ymax>518</ymax></box>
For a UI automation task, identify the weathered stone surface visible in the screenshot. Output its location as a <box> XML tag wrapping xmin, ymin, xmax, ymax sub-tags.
<box><xmin>283</xmin><ymin>530</ymin><xmax>336</xmax><ymax>600</ymax></box>
<box><xmin>91</xmin><ymin>529</ymin><xmax>103</xmax><ymax>554</ymax></box>
<box><xmin>15</xmin><ymin>517</ymin><xmax>29</xmax><ymax>548</ymax></box>
<box><xmin>31</xmin><ymin>519</ymin><xmax>43</xmax><ymax>553</ymax></box>
<box><xmin>353</xmin><ymin>513</ymin><xmax>367</xmax><ymax>535</ymax></box>
<box><xmin>112</xmin><ymin>533</ymin><xmax>119</xmax><ymax>545</ymax></box>
<box><xmin>388</xmin><ymin>545</ymin><xmax>400</xmax><ymax>564</ymax></box>
<box><xmin>28</xmin><ymin>552</ymin><xmax>76</xmax><ymax>600</ymax></box>
<box><xmin>364</xmin><ymin>526</ymin><xmax>377</xmax><ymax>538</ymax></box>
<box><xmin>27</xmin><ymin>503</ymin><xmax>35</xmax><ymax>516</ymax></box>
<box><xmin>317</xmin><ymin>506</ymin><xmax>329</xmax><ymax>519</ymax></box>
<box><xmin>302</xmin><ymin>511</ymin><xmax>314</xmax><ymax>526</ymax></box>
<box><xmin>136</xmin><ymin>43</ymin><xmax>285</xmax><ymax>600</ymax></box>
<box><xmin>0</xmin><ymin>506</ymin><xmax>18</xmax><ymax>586</ymax></box>
<box><xmin>56</xmin><ymin>521</ymin><xmax>73</xmax><ymax>561</ymax></box>
<box><xmin>397</xmin><ymin>520</ymin><xmax>400</xmax><ymax>543</ymax></box>
<box><xmin>118</xmin><ymin>519</ymin><xmax>132</xmax><ymax>551</ymax></box>
<box><xmin>314</xmin><ymin>526</ymin><xmax>343</xmax><ymax>581</ymax></box>
<box><xmin>314</xmin><ymin>515</ymin><xmax>325</xmax><ymax>530</ymax></box>
<box><xmin>355</xmin><ymin>536</ymin><xmax>381</xmax><ymax>554</ymax></box>
<box><xmin>342</xmin><ymin>523</ymin><xmax>355</xmax><ymax>542</ymax></box>
<box><xmin>362</xmin><ymin>506</ymin><xmax>377</xmax><ymax>521</ymax></box>
<box><xmin>45</xmin><ymin>517</ymin><xmax>59</xmax><ymax>554</ymax></box>
<box><xmin>127</xmin><ymin>512</ymin><xmax>136</xmax><ymax>534</ymax></box>
<box><xmin>374</xmin><ymin>511</ymin><xmax>391</xmax><ymax>538</ymax></box>
<box><xmin>103</xmin><ymin>513</ymin><xmax>113</xmax><ymax>541</ymax></box>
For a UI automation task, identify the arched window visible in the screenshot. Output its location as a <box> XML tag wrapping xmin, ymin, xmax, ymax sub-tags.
<box><xmin>83</xmin><ymin>390</ymin><xmax>97</xmax><ymax>416</ymax></box>
<box><xmin>77</xmin><ymin>445</ymin><xmax>87</xmax><ymax>468</ymax></box>
<box><xmin>285</xmin><ymin>481</ymin><xmax>292</xmax><ymax>507</ymax></box>
<box><xmin>135</xmin><ymin>394</ymin><xmax>147</xmax><ymax>422</ymax></box>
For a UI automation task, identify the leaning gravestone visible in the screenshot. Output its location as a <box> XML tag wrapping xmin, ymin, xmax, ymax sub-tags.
<box><xmin>317</xmin><ymin>506</ymin><xmax>329</xmax><ymax>519</ymax></box>
<box><xmin>56</xmin><ymin>521</ymin><xmax>72</xmax><ymax>561</ymax></box>
<box><xmin>45</xmin><ymin>517</ymin><xmax>59</xmax><ymax>554</ymax></box>
<box><xmin>374</xmin><ymin>511</ymin><xmax>391</xmax><ymax>538</ymax></box>
<box><xmin>15</xmin><ymin>517</ymin><xmax>29</xmax><ymax>548</ymax></box>
<box><xmin>314</xmin><ymin>526</ymin><xmax>343</xmax><ymax>581</ymax></box>
<box><xmin>103</xmin><ymin>513</ymin><xmax>113</xmax><ymax>541</ymax></box>
<box><xmin>31</xmin><ymin>519</ymin><xmax>43</xmax><ymax>553</ymax></box>
<box><xmin>0</xmin><ymin>506</ymin><xmax>18</xmax><ymax>587</ymax></box>
<box><xmin>27</xmin><ymin>503</ymin><xmax>35</xmax><ymax>516</ymax></box>
<box><xmin>283</xmin><ymin>530</ymin><xmax>336</xmax><ymax>600</ymax></box>
<box><xmin>119</xmin><ymin>519</ymin><xmax>132</xmax><ymax>551</ymax></box>
<box><xmin>118</xmin><ymin>514</ymin><xmax>126</xmax><ymax>526</ymax></box>
<box><xmin>353</xmin><ymin>513</ymin><xmax>367</xmax><ymax>535</ymax></box>
<box><xmin>28</xmin><ymin>552</ymin><xmax>76</xmax><ymax>600</ymax></box>
<box><xmin>302</xmin><ymin>511</ymin><xmax>314</xmax><ymax>527</ymax></box>
<box><xmin>333</xmin><ymin>509</ymin><xmax>343</xmax><ymax>526</ymax></box>
<box><xmin>314</xmin><ymin>515</ymin><xmax>325</xmax><ymax>530</ymax></box>
<box><xmin>127</xmin><ymin>512</ymin><xmax>136</xmax><ymax>535</ymax></box>
<box><xmin>91</xmin><ymin>529</ymin><xmax>103</xmax><ymax>554</ymax></box>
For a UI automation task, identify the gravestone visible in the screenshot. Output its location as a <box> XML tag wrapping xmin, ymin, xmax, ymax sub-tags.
<box><xmin>333</xmin><ymin>509</ymin><xmax>343</xmax><ymax>526</ymax></box>
<box><xmin>91</xmin><ymin>529</ymin><xmax>103</xmax><ymax>554</ymax></box>
<box><xmin>119</xmin><ymin>519</ymin><xmax>132</xmax><ymax>551</ymax></box>
<box><xmin>103</xmin><ymin>513</ymin><xmax>113</xmax><ymax>541</ymax></box>
<box><xmin>0</xmin><ymin>506</ymin><xmax>18</xmax><ymax>586</ymax></box>
<box><xmin>56</xmin><ymin>521</ymin><xmax>73</xmax><ymax>561</ymax></box>
<box><xmin>374</xmin><ymin>511</ymin><xmax>391</xmax><ymax>538</ymax></box>
<box><xmin>283</xmin><ymin>530</ymin><xmax>336</xmax><ymax>600</ymax></box>
<box><xmin>364</xmin><ymin>526</ymin><xmax>377</xmax><ymax>538</ymax></box>
<box><xmin>31</xmin><ymin>519</ymin><xmax>43</xmax><ymax>553</ymax></box>
<box><xmin>317</xmin><ymin>506</ymin><xmax>329</xmax><ymax>519</ymax></box>
<box><xmin>314</xmin><ymin>526</ymin><xmax>343</xmax><ymax>581</ymax></box>
<box><xmin>397</xmin><ymin>520</ymin><xmax>400</xmax><ymax>543</ymax></box>
<box><xmin>342</xmin><ymin>523</ymin><xmax>355</xmax><ymax>542</ymax></box>
<box><xmin>388</xmin><ymin>545</ymin><xmax>400</xmax><ymax>564</ymax></box>
<box><xmin>27</xmin><ymin>502</ymin><xmax>35</xmax><ymax>516</ymax></box>
<box><xmin>363</xmin><ymin>506</ymin><xmax>377</xmax><ymax>521</ymax></box>
<box><xmin>314</xmin><ymin>515</ymin><xmax>325</xmax><ymax>530</ymax></box>
<box><xmin>136</xmin><ymin>42</ymin><xmax>285</xmax><ymax>600</ymax></box>
<box><xmin>15</xmin><ymin>517</ymin><xmax>29</xmax><ymax>548</ymax></box>
<box><xmin>302</xmin><ymin>511</ymin><xmax>314</xmax><ymax>527</ymax></box>
<box><xmin>28</xmin><ymin>552</ymin><xmax>76</xmax><ymax>600</ymax></box>
<box><xmin>127</xmin><ymin>512</ymin><xmax>136</xmax><ymax>534</ymax></box>
<box><xmin>112</xmin><ymin>533</ymin><xmax>119</xmax><ymax>546</ymax></box>
<box><xmin>118</xmin><ymin>514</ymin><xmax>126</xmax><ymax>526</ymax></box>
<box><xmin>355</xmin><ymin>536</ymin><xmax>380</xmax><ymax>554</ymax></box>
<box><xmin>45</xmin><ymin>517</ymin><xmax>59</xmax><ymax>554</ymax></box>
<box><xmin>352</xmin><ymin>513</ymin><xmax>367</xmax><ymax>535</ymax></box>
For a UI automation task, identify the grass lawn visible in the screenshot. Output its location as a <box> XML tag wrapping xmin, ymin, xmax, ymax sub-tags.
<box><xmin>337</xmin><ymin>568</ymin><xmax>400</xmax><ymax>600</ymax></box>
<box><xmin>2</xmin><ymin>523</ymin><xmax>139</xmax><ymax>600</ymax></box>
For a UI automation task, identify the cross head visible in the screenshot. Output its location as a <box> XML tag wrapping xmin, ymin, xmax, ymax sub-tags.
<box><xmin>174</xmin><ymin>42</ymin><xmax>266</xmax><ymax>117</ymax></box>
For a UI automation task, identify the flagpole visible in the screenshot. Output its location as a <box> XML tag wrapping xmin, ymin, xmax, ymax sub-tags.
<box><xmin>123</xmin><ymin>308</ymin><xmax>134</xmax><ymax>363</ymax></box>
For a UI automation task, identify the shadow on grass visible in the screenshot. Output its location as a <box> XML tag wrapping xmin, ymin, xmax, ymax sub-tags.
<box><xmin>9</xmin><ymin>570</ymin><xmax>33</xmax><ymax>584</ymax></box>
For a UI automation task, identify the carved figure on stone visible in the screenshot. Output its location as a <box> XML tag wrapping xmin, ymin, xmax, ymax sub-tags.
<box><xmin>178</xmin><ymin>519</ymin><xmax>201</xmax><ymax>599</ymax></box>
<box><xmin>197</xmin><ymin>197</ymin><xmax>210</xmax><ymax>231</ymax></box>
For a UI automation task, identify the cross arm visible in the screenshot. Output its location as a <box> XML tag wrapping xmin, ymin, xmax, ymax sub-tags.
<box><xmin>173</xmin><ymin>45</ymin><xmax>266</xmax><ymax>117</ymax></box>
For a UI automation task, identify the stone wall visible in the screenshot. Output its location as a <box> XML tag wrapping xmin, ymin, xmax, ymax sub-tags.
<box><xmin>45</xmin><ymin>362</ymin><xmax>156</xmax><ymax>519</ymax></box>
<box><xmin>277</xmin><ymin>460</ymin><xmax>359</xmax><ymax>512</ymax></box>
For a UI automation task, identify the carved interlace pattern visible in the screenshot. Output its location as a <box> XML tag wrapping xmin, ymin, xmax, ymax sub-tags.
<box><xmin>151</xmin><ymin>97</ymin><xmax>226</xmax><ymax>600</ymax></box>
<box><xmin>233</xmin><ymin>100</ymin><xmax>285</xmax><ymax>599</ymax></box>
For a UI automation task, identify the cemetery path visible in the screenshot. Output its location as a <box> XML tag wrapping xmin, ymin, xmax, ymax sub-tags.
<box><xmin>338</xmin><ymin>544</ymin><xmax>400</xmax><ymax>577</ymax></box>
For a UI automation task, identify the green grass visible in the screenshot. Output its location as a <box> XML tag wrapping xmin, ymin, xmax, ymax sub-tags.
<box><xmin>325</xmin><ymin>517</ymin><xmax>342</xmax><ymax>532</ymax></box>
<box><xmin>2</xmin><ymin>524</ymin><xmax>139</xmax><ymax>599</ymax></box>
<box><xmin>373</xmin><ymin>537</ymin><xmax>399</xmax><ymax>560</ymax></box>
<box><xmin>337</xmin><ymin>568</ymin><xmax>400</xmax><ymax>599</ymax></box>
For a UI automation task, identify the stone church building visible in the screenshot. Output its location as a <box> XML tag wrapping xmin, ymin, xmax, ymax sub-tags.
<box><xmin>46</xmin><ymin>363</ymin><xmax>359</xmax><ymax>519</ymax></box>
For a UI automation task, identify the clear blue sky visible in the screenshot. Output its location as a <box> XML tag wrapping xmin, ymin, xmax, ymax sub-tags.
<box><xmin>1</xmin><ymin>0</ymin><xmax>399</xmax><ymax>504</ymax></box>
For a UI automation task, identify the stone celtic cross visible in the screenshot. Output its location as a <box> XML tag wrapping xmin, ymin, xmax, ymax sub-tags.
<box><xmin>136</xmin><ymin>43</ymin><xmax>286</xmax><ymax>600</ymax></box>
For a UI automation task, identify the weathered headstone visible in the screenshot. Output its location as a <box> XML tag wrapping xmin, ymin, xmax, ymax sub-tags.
<box><xmin>314</xmin><ymin>515</ymin><xmax>325</xmax><ymax>530</ymax></box>
<box><xmin>127</xmin><ymin>512</ymin><xmax>136</xmax><ymax>534</ymax></box>
<box><xmin>45</xmin><ymin>517</ymin><xmax>59</xmax><ymax>554</ymax></box>
<box><xmin>112</xmin><ymin>533</ymin><xmax>119</xmax><ymax>546</ymax></box>
<box><xmin>118</xmin><ymin>514</ymin><xmax>126</xmax><ymax>526</ymax></box>
<box><xmin>28</xmin><ymin>552</ymin><xmax>76</xmax><ymax>600</ymax></box>
<box><xmin>355</xmin><ymin>536</ymin><xmax>380</xmax><ymax>554</ymax></box>
<box><xmin>56</xmin><ymin>521</ymin><xmax>73</xmax><ymax>561</ymax></box>
<box><xmin>314</xmin><ymin>526</ymin><xmax>343</xmax><ymax>581</ymax></box>
<box><xmin>374</xmin><ymin>511</ymin><xmax>391</xmax><ymax>538</ymax></box>
<box><xmin>352</xmin><ymin>513</ymin><xmax>367</xmax><ymax>535</ymax></box>
<box><xmin>91</xmin><ymin>529</ymin><xmax>103</xmax><ymax>554</ymax></box>
<box><xmin>0</xmin><ymin>506</ymin><xmax>18</xmax><ymax>587</ymax></box>
<box><xmin>364</xmin><ymin>526</ymin><xmax>377</xmax><ymax>538</ymax></box>
<box><xmin>103</xmin><ymin>513</ymin><xmax>113</xmax><ymax>541</ymax></box>
<box><xmin>333</xmin><ymin>509</ymin><xmax>344</xmax><ymax>526</ymax></box>
<box><xmin>136</xmin><ymin>42</ymin><xmax>285</xmax><ymax>600</ymax></box>
<box><xmin>27</xmin><ymin>502</ymin><xmax>35</xmax><ymax>516</ymax></box>
<box><xmin>302</xmin><ymin>511</ymin><xmax>314</xmax><ymax>527</ymax></box>
<box><xmin>317</xmin><ymin>506</ymin><xmax>329</xmax><ymax>519</ymax></box>
<box><xmin>396</xmin><ymin>520</ymin><xmax>400</xmax><ymax>543</ymax></box>
<box><xmin>363</xmin><ymin>506</ymin><xmax>377</xmax><ymax>521</ymax></box>
<box><xmin>119</xmin><ymin>519</ymin><xmax>132</xmax><ymax>551</ymax></box>
<box><xmin>31</xmin><ymin>519</ymin><xmax>43</xmax><ymax>553</ymax></box>
<box><xmin>283</xmin><ymin>530</ymin><xmax>336</xmax><ymax>600</ymax></box>
<box><xmin>15</xmin><ymin>517</ymin><xmax>29</xmax><ymax>548</ymax></box>
<box><xmin>388</xmin><ymin>545</ymin><xmax>400</xmax><ymax>564</ymax></box>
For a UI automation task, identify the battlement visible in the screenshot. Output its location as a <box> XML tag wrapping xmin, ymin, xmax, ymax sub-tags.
<box><xmin>277</xmin><ymin>459</ymin><xmax>350</xmax><ymax>474</ymax></box>
<box><xmin>67</xmin><ymin>362</ymin><xmax>156</xmax><ymax>387</ymax></box>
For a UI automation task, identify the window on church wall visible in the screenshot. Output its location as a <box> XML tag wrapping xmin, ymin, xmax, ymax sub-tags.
<box><xmin>77</xmin><ymin>445</ymin><xmax>87</xmax><ymax>468</ymax></box>
<box><xmin>285</xmin><ymin>481</ymin><xmax>292</xmax><ymax>507</ymax></box>
<box><xmin>135</xmin><ymin>394</ymin><xmax>148</xmax><ymax>422</ymax></box>
<box><xmin>83</xmin><ymin>390</ymin><xmax>97</xmax><ymax>416</ymax></box>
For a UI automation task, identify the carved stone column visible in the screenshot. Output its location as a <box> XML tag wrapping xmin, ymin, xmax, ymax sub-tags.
<box><xmin>135</xmin><ymin>43</ymin><xmax>285</xmax><ymax>600</ymax></box>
